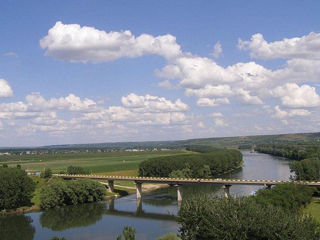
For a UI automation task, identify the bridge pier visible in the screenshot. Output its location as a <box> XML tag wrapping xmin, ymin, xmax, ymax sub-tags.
<box><xmin>264</xmin><ymin>184</ymin><xmax>272</xmax><ymax>189</ymax></box>
<box><xmin>108</xmin><ymin>180</ymin><xmax>114</xmax><ymax>192</ymax></box>
<box><xmin>222</xmin><ymin>184</ymin><xmax>231</xmax><ymax>198</ymax></box>
<box><xmin>136</xmin><ymin>182</ymin><xmax>142</xmax><ymax>200</ymax></box>
<box><xmin>176</xmin><ymin>185</ymin><xmax>183</xmax><ymax>202</ymax></box>
<box><xmin>136</xmin><ymin>197</ymin><xmax>143</xmax><ymax>214</ymax></box>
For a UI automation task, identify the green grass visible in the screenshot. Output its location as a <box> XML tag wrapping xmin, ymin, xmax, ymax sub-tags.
<box><xmin>30</xmin><ymin>176</ymin><xmax>46</xmax><ymax>206</ymax></box>
<box><xmin>304</xmin><ymin>198</ymin><xmax>320</xmax><ymax>222</ymax></box>
<box><xmin>0</xmin><ymin>150</ymin><xmax>187</xmax><ymax>174</ymax></box>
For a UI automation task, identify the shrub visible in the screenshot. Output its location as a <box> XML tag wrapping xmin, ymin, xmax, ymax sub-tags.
<box><xmin>40</xmin><ymin>168</ymin><xmax>52</xmax><ymax>178</ymax></box>
<box><xmin>67</xmin><ymin>166</ymin><xmax>89</xmax><ymax>175</ymax></box>
<box><xmin>177</xmin><ymin>195</ymin><xmax>319</xmax><ymax>240</ymax></box>
<box><xmin>39</xmin><ymin>179</ymin><xmax>105</xmax><ymax>209</ymax></box>
<box><xmin>0</xmin><ymin>168</ymin><xmax>35</xmax><ymax>210</ymax></box>
<box><xmin>254</xmin><ymin>183</ymin><xmax>314</xmax><ymax>212</ymax></box>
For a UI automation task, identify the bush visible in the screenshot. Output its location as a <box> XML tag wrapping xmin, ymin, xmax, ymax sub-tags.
<box><xmin>290</xmin><ymin>158</ymin><xmax>320</xmax><ymax>181</ymax></box>
<box><xmin>67</xmin><ymin>166</ymin><xmax>89</xmax><ymax>175</ymax></box>
<box><xmin>39</xmin><ymin>179</ymin><xmax>105</xmax><ymax>209</ymax></box>
<box><xmin>139</xmin><ymin>148</ymin><xmax>242</xmax><ymax>178</ymax></box>
<box><xmin>0</xmin><ymin>168</ymin><xmax>35</xmax><ymax>210</ymax></box>
<box><xmin>40</xmin><ymin>168</ymin><xmax>52</xmax><ymax>178</ymax></box>
<box><xmin>177</xmin><ymin>195</ymin><xmax>319</xmax><ymax>240</ymax></box>
<box><xmin>254</xmin><ymin>183</ymin><xmax>314</xmax><ymax>211</ymax></box>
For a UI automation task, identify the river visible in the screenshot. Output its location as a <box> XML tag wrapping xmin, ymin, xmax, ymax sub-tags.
<box><xmin>0</xmin><ymin>151</ymin><xmax>292</xmax><ymax>240</ymax></box>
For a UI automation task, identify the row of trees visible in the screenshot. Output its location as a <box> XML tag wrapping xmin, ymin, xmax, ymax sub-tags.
<box><xmin>40</xmin><ymin>179</ymin><xmax>106</xmax><ymax>209</ymax></box>
<box><xmin>255</xmin><ymin>143</ymin><xmax>320</xmax><ymax>161</ymax></box>
<box><xmin>139</xmin><ymin>148</ymin><xmax>242</xmax><ymax>178</ymax></box>
<box><xmin>177</xmin><ymin>184</ymin><xmax>318</xmax><ymax>240</ymax></box>
<box><xmin>255</xmin><ymin>143</ymin><xmax>320</xmax><ymax>181</ymax></box>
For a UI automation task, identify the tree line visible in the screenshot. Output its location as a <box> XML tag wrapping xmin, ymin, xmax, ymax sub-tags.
<box><xmin>139</xmin><ymin>147</ymin><xmax>242</xmax><ymax>178</ymax></box>
<box><xmin>255</xmin><ymin>143</ymin><xmax>320</xmax><ymax>181</ymax></box>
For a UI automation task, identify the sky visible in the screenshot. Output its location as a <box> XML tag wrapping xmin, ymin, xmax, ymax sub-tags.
<box><xmin>1</xmin><ymin>0</ymin><xmax>320</xmax><ymax>147</ymax></box>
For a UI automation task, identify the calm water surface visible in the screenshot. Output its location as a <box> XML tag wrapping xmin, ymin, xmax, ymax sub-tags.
<box><xmin>0</xmin><ymin>151</ymin><xmax>292</xmax><ymax>240</ymax></box>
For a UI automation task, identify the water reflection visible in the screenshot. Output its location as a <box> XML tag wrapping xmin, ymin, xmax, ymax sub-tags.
<box><xmin>0</xmin><ymin>215</ymin><xmax>35</xmax><ymax>240</ymax></box>
<box><xmin>40</xmin><ymin>202</ymin><xmax>106</xmax><ymax>231</ymax></box>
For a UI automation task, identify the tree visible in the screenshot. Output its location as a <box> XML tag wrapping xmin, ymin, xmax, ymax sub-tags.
<box><xmin>41</xmin><ymin>168</ymin><xmax>52</xmax><ymax>178</ymax></box>
<box><xmin>0</xmin><ymin>168</ymin><xmax>35</xmax><ymax>210</ymax></box>
<box><xmin>2</xmin><ymin>163</ymin><xmax>8</xmax><ymax>168</ymax></box>
<box><xmin>177</xmin><ymin>195</ymin><xmax>319</xmax><ymax>240</ymax></box>
<box><xmin>67</xmin><ymin>166</ymin><xmax>88</xmax><ymax>175</ymax></box>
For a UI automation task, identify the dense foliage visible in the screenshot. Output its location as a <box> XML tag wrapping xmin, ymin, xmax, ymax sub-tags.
<box><xmin>67</xmin><ymin>166</ymin><xmax>89</xmax><ymax>175</ymax></box>
<box><xmin>0</xmin><ymin>168</ymin><xmax>35</xmax><ymax>210</ymax></box>
<box><xmin>40</xmin><ymin>179</ymin><xmax>105</xmax><ymax>209</ymax></box>
<box><xmin>255</xmin><ymin>143</ymin><xmax>320</xmax><ymax>161</ymax></box>
<box><xmin>177</xmin><ymin>195</ymin><xmax>319</xmax><ymax>240</ymax></box>
<box><xmin>290</xmin><ymin>158</ymin><xmax>320</xmax><ymax>181</ymax></box>
<box><xmin>139</xmin><ymin>148</ymin><xmax>242</xmax><ymax>178</ymax></box>
<box><xmin>254</xmin><ymin>183</ymin><xmax>314</xmax><ymax>212</ymax></box>
<box><xmin>40</xmin><ymin>168</ymin><xmax>52</xmax><ymax>178</ymax></box>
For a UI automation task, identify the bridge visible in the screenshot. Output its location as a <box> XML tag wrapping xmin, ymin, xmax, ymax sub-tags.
<box><xmin>53</xmin><ymin>174</ymin><xmax>320</xmax><ymax>201</ymax></box>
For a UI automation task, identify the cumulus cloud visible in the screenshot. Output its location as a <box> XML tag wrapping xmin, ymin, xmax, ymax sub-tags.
<box><xmin>121</xmin><ymin>93</ymin><xmax>188</xmax><ymax>112</ymax></box>
<box><xmin>236</xmin><ymin>89</ymin><xmax>263</xmax><ymax>105</ymax></box>
<box><xmin>26</xmin><ymin>93</ymin><xmax>97</xmax><ymax>111</ymax></box>
<box><xmin>40</xmin><ymin>21</ymin><xmax>181</xmax><ymax>62</ymax></box>
<box><xmin>273</xmin><ymin>105</ymin><xmax>311</xmax><ymax>119</ymax></box>
<box><xmin>197</xmin><ymin>97</ymin><xmax>230</xmax><ymax>107</ymax></box>
<box><xmin>0</xmin><ymin>79</ymin><xmax>13</xmax><ymax>97</ymax></box>
<box><xmin>238</xmin><ymin>32</ymin><xmax>320</xmax><ymax>60</ymax></box>
<box><xmin>211</xmin><ymin>42</ymin><xmax>222</xmax><ymax>58</ymax></box>
<box><xmin>185</xmin><ymin>84</ymin><xmax>233</xmax><ymax>98</ymax></box>
<box><xmin>272</xmin><ymin>83</ymin><xmax>320</xmax><ymax>108</ymax></box>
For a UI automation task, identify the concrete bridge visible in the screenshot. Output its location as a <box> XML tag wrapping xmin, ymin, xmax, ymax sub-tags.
<box><xmin>53</xmin><ymin>174</ymin><xmax>320</xmax><ymax>200</ymax></box>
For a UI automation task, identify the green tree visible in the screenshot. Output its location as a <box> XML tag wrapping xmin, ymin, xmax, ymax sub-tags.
<box><xmin>0</xmin><ymin>168</ymin><xmax>35</xmax><ymax>210</ymax></box>
<box><xmin>177</xmin><ymin>195</ymin><xmax>319</xmax><ymax>240</ymax></box>
<box><xmin>2</xmin><ymin>163</ymin><xmax>8</xmax><ymax>168</ymax></box>
<box><xmin>40</xmin><ymin>168</ymin><xmax>52</xmax><ymax>178</ymax></box>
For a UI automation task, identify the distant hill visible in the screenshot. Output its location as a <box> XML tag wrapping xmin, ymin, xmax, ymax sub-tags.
<box><xmin>42</xmin><ymin>132</ymin><xmax>320</xmax><ymax>150</ymax></box>
<box><xmin>1</xmin><ymin>132</ymin><xmax>319</xmax><ymax>151</ymax></box>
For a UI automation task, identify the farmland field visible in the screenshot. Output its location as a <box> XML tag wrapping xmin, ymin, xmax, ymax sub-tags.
<box><xmin>0</xmin><ymin>150</ymin><xmax>188</xmax><ymax>174</ymax></box>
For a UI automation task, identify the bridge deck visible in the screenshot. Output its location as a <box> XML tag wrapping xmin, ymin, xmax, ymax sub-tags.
<box><xmin>53</xmin><ymin>174</ymin><xmax>320</xmax><ymax>187</ymax></box>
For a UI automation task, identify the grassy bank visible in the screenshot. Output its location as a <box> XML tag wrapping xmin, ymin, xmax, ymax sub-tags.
<box><xmin>304</xmin><ymin>198</ymin><xmax>320</xmax><ymax>222</ymax></box>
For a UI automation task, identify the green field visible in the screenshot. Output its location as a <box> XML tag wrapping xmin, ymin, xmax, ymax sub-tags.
<box><xmin>0</xmin><ymin>150</ymin><xmax>187</xmax><ymax>174</ymax></box>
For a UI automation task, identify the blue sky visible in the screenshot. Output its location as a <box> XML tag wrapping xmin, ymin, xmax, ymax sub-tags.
<box><xmin>1</xmin><ymin>1</ymin><xmax>320</xmax><ymax>146</ymax></box>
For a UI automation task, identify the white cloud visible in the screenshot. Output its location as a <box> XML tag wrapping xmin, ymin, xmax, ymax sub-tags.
<box><xmin>0</xmin><ymin>79</ymin><xmax>13</xmax><ymax>98</ymax></box>
<box><xmin>40</xmin><ymin>21</ymin><xmax>181</xmax><ymax>62</ymax></box>
<box><xmin>211</xmin><ymin>112</ymin><xmax>223</xmax><ymax>118</ymax></box>
<box><xmin>274</xmin><ymin>105</ymin><xmax>311</xmax><ymax>119</ymax></box>
<box><xmin>185</xmin><ymin>84</ymin><xmax>233</xmax><ymax>98</ymax></box>
<box><xmin>272</xmin><ymin>83</ymin><xmax>320</xmax><ymax>108</ymax></box>
<box><xmin>211</xmin><ymin>42</ymin><xmax>222</xmax><ymax>58</ymax></box>
<box><xmin>236</xmin><ymin>89</ymin><xmax>263</xmax><ymax>105</ymax></box>
<box><xmin>214</xmin><ymin>118</ymin><xmax>228</xmax><ymax>127</ymax></box>
<box><xmin>197</xmin><ymin>97</ymin><xmax>230</xmax><ymax>107</ymax></box>
<box><xmin>26</xmin><ymin>93</ymin><xmax>97</xmax><ymax>111</ymax></box>
<box><xmin>158</xmin><ymin>80</ymin><xmax>174</xmax><ymax>89</ymax></box>
<box><xmin>238</xmin><ymin>32</ymin><xmax>320</xmax><ymax>60</ymax></box>
<box><xmin>121</xmin><ymin>93</ymin><xmax>188</xmax><ymax>112</ymax></box>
